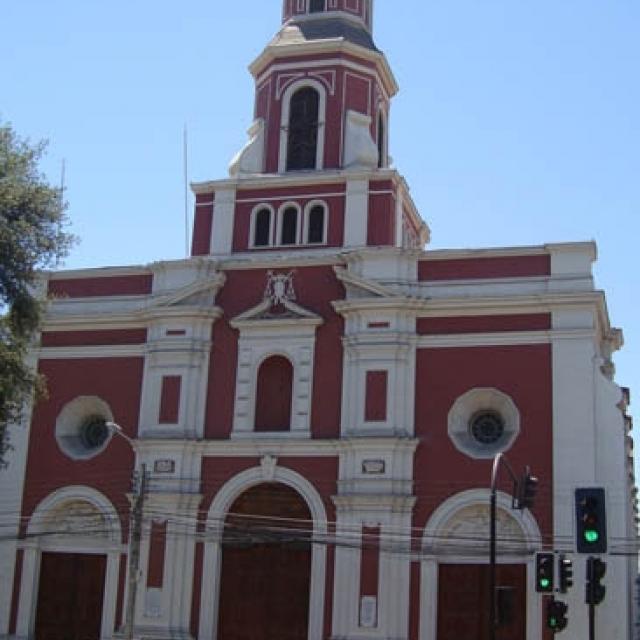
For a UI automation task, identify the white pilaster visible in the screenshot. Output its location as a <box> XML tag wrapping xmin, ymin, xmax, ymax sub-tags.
<box><xmin>210</xmin><ymin>188</ymin><xmax>236</xmax><ymax>256</ymax></box>
<box><xmin>344</xmin><ymin>178</ymin><xmax>369</xmax><ymax>248</ymax></box>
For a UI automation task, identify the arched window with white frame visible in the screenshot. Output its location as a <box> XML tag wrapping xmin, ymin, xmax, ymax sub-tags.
<box><xmin>303</xmin><ymin>200</ymin><xmax>328</xmax><ymax>245</ymax></box>
<box><xmin>250</xmin><ymin>204</ymin><xmax>275</xmax><ymax>248</ymax></box>
<box><xmin>279</xmin><ymin>79</ymin><xmax>327</xmax><ymax>173</ymax></box>
<box><xmin>277</xmin><ymin>202</ymin><xmax>301</xmax><ymax>246</ymax></box>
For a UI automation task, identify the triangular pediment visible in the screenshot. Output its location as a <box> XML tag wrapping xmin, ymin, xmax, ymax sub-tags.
<box><xmin>230</xmin><ymin>297</ymin><xmax>322</xmax><ymax>328</ymax></box>
<box><xmin>150</xmin><ymin>273</ymin><xmax>226</xmax><ymax>309</ymax></box>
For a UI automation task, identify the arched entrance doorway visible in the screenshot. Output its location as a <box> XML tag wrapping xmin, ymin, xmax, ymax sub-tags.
<box><xmin>419</xmin><ymin>490</ymin><xmax>543</xmax><ymax>640</ymax></box>
<box><xmin>217</xmin><ymin>483</ymin><xmax>312</xmax><ymax>640</ymax></box>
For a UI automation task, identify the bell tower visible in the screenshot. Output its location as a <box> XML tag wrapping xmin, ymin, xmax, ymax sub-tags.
<box><xmin>229</xmin><ymin>0</ymin><xmax>395</xmax><ymax>176</ymax></box>
<box><xmin>192</xmin><ymin>0</ymin><xmax>428</xmax><ymax>258</ymax></box>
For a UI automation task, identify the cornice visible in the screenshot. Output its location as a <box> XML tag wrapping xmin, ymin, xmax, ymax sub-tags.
<box><xmin>249</xmin><ymin>39</ymin><xmax>398</xmax><ymax>97</ymax></box>
<box><xmin>333</xmin><ymin>290</ymin><xmax>607</xmax><ymax>316</ymax></box>
<box><xmin>133</xmin><ymin>436</ymin><xmax>418</xmax><ymax>458</ymax></box>
<box><xmin>191</xmin><ymin>167</ymin><xmax>399</xmax><ymax>194</ymax></box>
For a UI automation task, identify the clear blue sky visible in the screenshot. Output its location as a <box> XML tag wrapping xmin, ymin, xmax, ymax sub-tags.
<box><xmin>3</xmin><ymin>1</ymin><xmax>639</xmax><ymax>441</ymax></box>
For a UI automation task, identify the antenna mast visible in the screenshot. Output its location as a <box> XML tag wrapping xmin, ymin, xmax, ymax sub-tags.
<box><xmin>183</xmin><ymin>124</ymin><xmax>190</xmax><ymax>258</ymax></box>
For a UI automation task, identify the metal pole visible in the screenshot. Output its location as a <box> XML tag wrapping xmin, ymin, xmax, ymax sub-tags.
<box><xmin>124</xmin><ymin>463</ymin><xmax>147</xmax><ymax>640</ymax></box>
<box><xmin>589</xmin><ymin>603</ymin><xmax>595</xmax><ymax>640</ymax></box>
<box><xmin>490</xmin><ymin>487</ymin><xmax>497</xmax><ymax>640</ymax></box>
<box><xmin>489</xmin><ymin>454</ymin><xmax>502</xmax><ymax>640</ymax></box>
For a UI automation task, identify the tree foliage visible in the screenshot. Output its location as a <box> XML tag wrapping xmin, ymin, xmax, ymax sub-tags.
<box><xmin>0</xmin><ymin>121</ymin><xmax>74</xmax><ymax>466</ymax></box>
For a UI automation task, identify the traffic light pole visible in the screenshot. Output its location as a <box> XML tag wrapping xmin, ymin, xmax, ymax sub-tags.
<box><xmin>489</xmin><ymin>454</ymin><xmax>517</xmax><ymax>640</ymax></box>
<box><xmin>589</xmin><ymin>604</ymin><xmax>595</xmax><ymax>640</ymax></box>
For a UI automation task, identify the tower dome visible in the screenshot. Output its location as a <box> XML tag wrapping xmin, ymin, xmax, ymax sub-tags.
<box><xmin>282</xmin><ymin>0</ymin><xmax>373</xmax><ymax>30</ymax></box>
<box><xmin>280</xmin><ymin>0</ymin><xmax>375</xmax><ymax>49</ymax></box>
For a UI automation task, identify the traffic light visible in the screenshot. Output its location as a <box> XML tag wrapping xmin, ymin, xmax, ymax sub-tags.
<box><xmin>575</xmin><ymin>488</ymin><xmax>607</xmax><ymax>553</ymax></box>
<box><xmin>535</xmin><ymin>552</ymin><xmax>554</xmax><ymax>593</ymax></box>
<box><xmin>546</xmin><ymin>599</ymin><xmax>568</xmax><ymax>632</ymax></box>
<box><xmin>586</xmin><ymin>556</ymin><xmax>606</xmax><ymax>606</ymax></box>
<box><xmin>516</xmin><ymin>467</ymin><xmax>539</xmax><ymax>510</ymax></box>
<box><xmin>558</xmin><ymin>555</ymin><xmax>573</xmax><ymax>593</ymax></box>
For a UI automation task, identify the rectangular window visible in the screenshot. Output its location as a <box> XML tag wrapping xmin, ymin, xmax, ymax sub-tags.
<box><xmin>159</xmin><ymin>376</ymin><xmax>181</xmax><ymax>424</ymax></box>
<box><xmin>365</xmin><ymin>371</ymin><xmax>387</xmax><ymax>422</ymax></box>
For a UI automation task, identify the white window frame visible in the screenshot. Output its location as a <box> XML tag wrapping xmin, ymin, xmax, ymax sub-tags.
<box><xmin>249</xmin><ymin>203</ymin><xmax>276</xmax><ymax>249</ymax></box>
<box><xmin>279</xmin><ymin>79</ymin><xmax>327</xmax><ymax>173</ymax></box>
<box><xmin>303</xmin><ymin>200</ymin><xmax>329</xmax><ymax>245</ymax></box>
<box><xmin>276</xmin><ymin>201</ymin><xmax>302</xmax><ymax>246</ymax></box>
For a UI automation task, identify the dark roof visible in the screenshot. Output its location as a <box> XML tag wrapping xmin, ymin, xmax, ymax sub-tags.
<box><xmin>271</xmin><ymin>17</ymin><xmax>378</xmax><ymax>52</ymax></box>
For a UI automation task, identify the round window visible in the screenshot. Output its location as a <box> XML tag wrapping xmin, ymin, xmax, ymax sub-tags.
<box><xmin>55</xmin><ymin>397</ymin><xmax>114</xmax><ymax>461</ymax></box>
<box><xmin>79</xmin><ymin>416</ymin><xmax>110</xmax><ymax>450</ymax></box>
<box><xmin>469</xmin><ymin>411</ymin><xmax>505</xmax><ymax>445</ymax></box>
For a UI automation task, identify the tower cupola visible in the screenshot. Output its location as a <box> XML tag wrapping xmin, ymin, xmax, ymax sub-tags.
<box><xmin>282</xmin><ymin>0</ymin><xmax>373</xmax><ymax>36</ymax></box>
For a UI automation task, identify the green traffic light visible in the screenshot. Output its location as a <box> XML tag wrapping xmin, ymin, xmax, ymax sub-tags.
<box><xmin>540</xmin><ymin>578</ymin><xmax>551</xmax><ymax>589</ymax></box>
<box><xmin>584</xmin><ymin>529</ymin><xmax>599</xmax><ymax>543</ymax></box>
<box><xmin>549</xmin><ymin>617</ymin><xmax>557</xmax><ymax>628</ymax></box>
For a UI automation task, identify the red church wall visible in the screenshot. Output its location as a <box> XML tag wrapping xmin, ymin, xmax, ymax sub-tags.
<box><xmin>418</xmin><ymin>254</ymin><xmax>551</xmax><ymax>281</ymax></box>
<box><xmin>204</xmin><ymin>266</ymin><xmax>344</xmax><ymax>439</ymax></box>
<box><xmin>345</xmin><ymin>72</ymin><xmax>371</xmax><ymax>116</ymax></box>
<box><xmin>21</xmin><ymin>357</ymin><xmax>144</xmax><ymax>537</ymax></box>
<box><xmin>159</xmin><ymin>376</ymin><xmax>182</xmax><ymax>424</ymax></box>
<box><xmin>146</xmin><ymin>521</ymin><xmax>168</xmax><ymax>589</ymax></box>
<box><xmin>48</xmin><ymin>274</ymin><xmax>153</xmax><ymax>298</ymax></box>
<box><xmin>417</xmin><ymin>314</ymin><xmax>552</xmax><ymax>335</ymax></box>
<box><xmin>410</xmin><ymin>344</ymin><xmax>553</xmax><ymax>638</ymax></box>
<box><xmin>368</xmin><ymin>191</ymin><xmax>395</xmax><ymax>246</ymax></box>
<box><xmin>365</xmin><ymin>371</ymin><xmax>388</xmax><ymax>422</ymax></box>
<box><xmin>41</xmin><ymin>329</ymin><xmax>148</xmax><ymax>347</ymax></box>
<box><xmin>360</xmin><ymin>526</ymin><xmax>380</xmax><ymax>598</ymax></box>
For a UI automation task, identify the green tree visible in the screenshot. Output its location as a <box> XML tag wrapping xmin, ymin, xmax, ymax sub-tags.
<box><xmin>0</xmin><ymin>121</ymin><xmax>74</xmax><ymax>466</ymax></box>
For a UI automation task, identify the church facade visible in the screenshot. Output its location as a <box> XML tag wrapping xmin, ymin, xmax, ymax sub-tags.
<box><xmin>0</xmin><ymin>2</ymin><xmax>636</xmax><ymax>639</ymax></box>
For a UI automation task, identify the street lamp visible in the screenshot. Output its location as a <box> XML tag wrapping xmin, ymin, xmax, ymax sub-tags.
<box><xmin>105</xmin><ymin>422</ymin><xmax>146</xmax><ymax>640</ymax></box>
<box><xmin>489</xmin><ymin>454</ymin><xmax>538</xmax><ymax>640</ymax></box>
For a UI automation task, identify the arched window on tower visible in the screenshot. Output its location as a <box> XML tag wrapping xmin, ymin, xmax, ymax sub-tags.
<box><xmin>309</xmin><ymin>0</ymin><xmax>325</xmax><ymax>12</ymax></box>
<box><xmin>304</xmin><ymin>202</ymin><xmax>327</xmax><ymax>244</ymax></box>
<box><xmin>251</xmin><ymin>206</ymin><xmax>274</xmax><ymax>248</ymax></box>
<box><xmin>278</xmin><ymin>204</ymin><xmax>300</xmax><ymax>245</ymax></box>
<box><xmin>255</xmin><ymin>356</ymin><xmax>293</xmax><ymax>432</ymax></box>
<box><xmin>286</xmin><ymin>87</ymin><xmax>321</xmax><ymax>171</ymax></box>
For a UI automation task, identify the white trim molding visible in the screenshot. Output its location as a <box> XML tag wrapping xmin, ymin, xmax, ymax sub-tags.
<box><xmin>198</xmin><ymin>464</ymin><xmax>328</xmax><ymax>640</ymax></box>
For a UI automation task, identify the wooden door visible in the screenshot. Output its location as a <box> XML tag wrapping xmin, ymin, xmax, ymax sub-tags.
<box><xmin>437</xmin><ymin>564</ymin><xmax>526</xmax><ymax>640</ymax></box>
<box><xmin>34</xmin><ymin>552</ymin><xmax>107</xmax><ymax>640</ymax></box>
<box><xmin>217</xmin><ymin>483</ymin><xmax>312</xmax><ymax>640</ymax></box>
